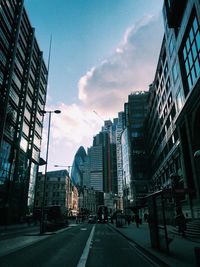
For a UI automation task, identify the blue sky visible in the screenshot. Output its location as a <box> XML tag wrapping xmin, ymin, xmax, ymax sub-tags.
<box><xmin>24</xmin><ymin>0</ymin><xmax>164</xmax><ymax>170</ymax></box>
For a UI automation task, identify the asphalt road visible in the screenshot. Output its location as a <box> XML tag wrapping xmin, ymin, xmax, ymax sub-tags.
<box><xmin>0</xmin><ymin>223</ymin><xmax>93</xmax><ymax>267</ymax></box>
<box><xmin>0</xmin><ymin>223</ymin><xmax>158</xmax><ymax>267</ymax></box>
<box><xmin>86</xmin><ymin>224</ymin><xmax>155</xmax><ymax>267</ymax></box>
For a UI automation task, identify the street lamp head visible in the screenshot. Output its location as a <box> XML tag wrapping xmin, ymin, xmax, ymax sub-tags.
<box><xmin>41</xmin><ymin>109</ymin><xmax>61</xmax><ymax>115</ymax></box>
<box><xmin>54</xmin><ymin>164</ymin><xmax>72</xmax><ymax>168</ymax></box>
<box><xmin>40</xmin><ymin>110</ymin><xmax>47</xmax><ymax>115</ymax></box>
<box><xmin>54</xmin><ymin>110</ymin><xmax>61</xmax><ymax>114</ymax></box>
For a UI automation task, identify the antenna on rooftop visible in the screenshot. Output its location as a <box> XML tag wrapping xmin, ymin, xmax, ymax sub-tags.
<box><xmin>93</xmin><ymin>110</ymin><xmax>104</xmax><ymax>122</ymax></box>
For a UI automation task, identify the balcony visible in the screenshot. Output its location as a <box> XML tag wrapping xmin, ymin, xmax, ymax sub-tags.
<box><xmin>164</xmin><ymin>0</ymin><xmax>187</xmax><ymax>28</ymax></box>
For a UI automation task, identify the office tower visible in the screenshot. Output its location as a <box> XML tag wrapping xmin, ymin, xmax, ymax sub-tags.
<box><xmin>0</xmin><ymin>0</ymin><xmax>47</xmax><ymax>223</ymax></box>
<box><xmin>122</xmin><ymin>92</ymin><xmax>149</xmax><ymax>210</ymax></box>
<box><xmin>116</xmin><ymin>112</ymin><xmax>125</xmax><ymax>198</ymax></box>
<box><xmin>147</xmin><ymin>0</ymin><xmax>200</xmax><ymax>217</ymax></box>
<box><xmin>71</xmin><ymin>146</ymin><xmax>87</xmax><ymax>187</ymax></box>
<box><xmin>93</xmin><ymin>131</ymin><xmax>110</xmax><ymax>192</ymax></box>
<box><xmin>88</xmin><ymin>145</ymin><xmax>103</xmax><ymax>191</ymax></box>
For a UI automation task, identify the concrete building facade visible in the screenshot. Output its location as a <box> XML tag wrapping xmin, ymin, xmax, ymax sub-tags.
<box><xmin>35</xmin><ymin>170</ymin><xmax>71</xmax><ymax>212</ymax></box>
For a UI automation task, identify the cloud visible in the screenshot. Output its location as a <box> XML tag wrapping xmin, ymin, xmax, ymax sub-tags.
<box><xmin>51</xmin><ymin>103</ymin><xmax>102</xmax><ymax>145</ymax></box>
<box><xmin>42</xmin><ymin>14</ymin><xmax>164</xmax><ymax>169</ymax></box>
<box><xmin>78</xmin><ymin>14</ymin><xmax>163</xmax><ymax>118</ymax></box>
<box><xmin>40</xmin><ymin>103</ymin><xmax>103</xmax><ymax>168</ymax></box>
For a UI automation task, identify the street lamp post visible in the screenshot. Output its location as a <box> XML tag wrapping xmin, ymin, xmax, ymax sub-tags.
<box><xmin>40</xmin><ymin>109</ymin><xmax>61</xmax><ymax>234</ymax></box>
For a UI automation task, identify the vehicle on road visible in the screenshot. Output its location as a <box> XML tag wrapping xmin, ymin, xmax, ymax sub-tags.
<box><xmin>88</xmin><ymin>215</ymin><xmax>97</xmax><ymax>224</ymax></box>
<box><xmin>97</xmin><ymin>205</ymin><xmax>108</xmax><ymax>223</ymax></box>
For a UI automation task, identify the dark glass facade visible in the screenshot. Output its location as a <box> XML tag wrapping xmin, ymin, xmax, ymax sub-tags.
<box><xmin>180</xmin><ymin>12</ymin><xmax>200</xmax><ymax>95</ymax></box>
<box><xmin>0</xmin><ymin>0</ymin><xmax>47</xmax><ymax>224</ymax></box>
<box><xmin>122</xmin><ymin>92</ymin><xmax>149</xmax><ymax>209</ymax></box>
<box><xmin>71</xmin><ymin>146</ymin><xmax>87</xmax><ymax>186</ymax></box>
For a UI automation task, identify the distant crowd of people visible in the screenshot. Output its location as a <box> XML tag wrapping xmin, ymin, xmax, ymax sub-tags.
<box><xmin>110</xmin><ymin>212</ymin><xmax>149</xmax><ymax>228</ymax></box>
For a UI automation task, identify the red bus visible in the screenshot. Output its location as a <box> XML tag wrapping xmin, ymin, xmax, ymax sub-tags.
<box><xmin>97</xmin><ymin>205</ymin><xmax>108</xmax><ymax>223</ymax></box>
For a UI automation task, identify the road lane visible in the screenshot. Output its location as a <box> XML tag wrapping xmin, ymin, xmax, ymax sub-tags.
<box><xmin>0</xmin><ymin>223</ymin><xmax>93</xmax><ymax>267</ymax></box>
<box><xmin>77</xmin><ymin>225</ymin><xmax>95</xmax><ymax>267</ymax></box>
<box><xmin>86</xmin><ymin>223</ymin><xmax>156</xmax><ymax>267</ymax></box>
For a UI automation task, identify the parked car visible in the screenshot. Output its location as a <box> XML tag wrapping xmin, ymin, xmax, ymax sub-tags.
<box><xmin>88</xmin><ymin>215</ymin><xmax>97</xmax><ymax>224</ymax></box>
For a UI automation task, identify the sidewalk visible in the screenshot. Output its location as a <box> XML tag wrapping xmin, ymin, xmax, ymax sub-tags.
<box><xmin>0</xmin><ymin>223</ymin><xmax>31</xmax><ymax>232</ymax></box>
<box><xmin>109</xmin><ymin>222</ymin><xmax>199</xmax><ymax>267</ymax></box>
<box><xmin>0</xmin><ymin>233</ymin><xmax>49</xmax><ymax>257</ymax></box>
<box><xmin>0</xmin><ymin>223</ymin><xmax>73</xmax><ymax>258</ymax></box>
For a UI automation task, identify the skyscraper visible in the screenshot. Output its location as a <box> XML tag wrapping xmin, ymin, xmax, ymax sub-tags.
<box><xmin>88</xmin><ymin>144</ymin><xmax>103</xmax><ymax>191</ymax></box>
<box><xmin>116</xmin><ymin>112</ymin><xmax>125</xmax><ymax>198</ymax></box>
<box><xmin>71</xmin><ymin>146</ymin><xmax>87</xmax><ymax>186</ymax></box>
<box><xmin>122</xmin><ymin>92</ymin><xmax>149</xmax><ymax>209</ymax></box>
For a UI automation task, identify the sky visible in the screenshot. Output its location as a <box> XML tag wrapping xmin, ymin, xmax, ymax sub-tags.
<box><xmin>24</xmin><ymin>0</ymin><xmax>164</xmax><ymax>171</ymax></box>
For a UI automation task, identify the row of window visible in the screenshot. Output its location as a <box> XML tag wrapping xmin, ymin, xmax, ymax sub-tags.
<box><xmin>182</xmin><ymin>15</ymin><xmax>200</xmax><ymax>93</ymax></box>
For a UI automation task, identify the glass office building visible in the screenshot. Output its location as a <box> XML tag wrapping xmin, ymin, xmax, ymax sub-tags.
<box><xmin>121</xmin><ymin>92</ymin><xmax>149</xmax><ymax>210</ymax></box>
<box><xmin>71</xmin><ymin>146</ymin><xmax>87</xmax><ymax>186</ymax></box>
<box><xmin>0</xmin><ymin>0</ymin><xmax>47</xmax><ymax>223</ymax></box>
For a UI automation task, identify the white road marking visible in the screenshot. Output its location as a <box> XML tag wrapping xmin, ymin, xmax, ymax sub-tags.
<box><xmin>76</xmin><ymin>225</ymin><xmax>95</xmax><ymax>267</ymax></box>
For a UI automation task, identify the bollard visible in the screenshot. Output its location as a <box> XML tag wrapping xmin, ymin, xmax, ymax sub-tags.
<box><xmin>194</xmin><ymin>247</ymin><xmax>200</xmax><ymax>267</ymax></box>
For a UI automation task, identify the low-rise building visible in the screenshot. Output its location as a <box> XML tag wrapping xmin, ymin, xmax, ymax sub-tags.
<box><xmin>34</xmin><ymin>170</ymin><xmax>70</xmax><ymax>211</ymax></box>
<box><xmin>78</xmin><ymin>186</ymin><xmax>96</xmax><ymax>215</ymax></box>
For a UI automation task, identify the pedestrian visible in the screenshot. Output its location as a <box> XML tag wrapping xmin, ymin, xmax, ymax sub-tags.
<box><xmin>135</xmin><ymin>213</ymin><xmax>140</xmax><ymax>228</ymax></box>
<box><xmin>127</xmin><ymin>215</ymin><xmax>131</xmax><ymax>225</ymax></box>
<box><xmin>111</xmin><ymin>215</ymin><xmax>114</xmax><ymax>224</ymax></box>
<box><xmin>76</xmin><ymin>215</ymin><xmax>80</xmax><ymax>224</ymax></box>
<box><xmin>144</xmin><ymin>213</ymin><xmax>148</xmax><ymax>222</ymax></box>
<box><xmin>125</xmin><ymin>215</ymin><xmax>128</xmax><ymax>225</ymax></box>
<box><xmin>175</xmin><ymin>208</ymin><xmax>187</xmax><ymax>237</ymax></box>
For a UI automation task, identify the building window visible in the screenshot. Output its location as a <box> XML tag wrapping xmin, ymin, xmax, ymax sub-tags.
<box><xmin>164</xmin><ymin>63</ymin><xmax>168</xmax><ymax>78</ymax></box>
<box><xmin>169</xmin><ymin>36</ymin><xmax>174</xmax><ymax>56</ymax></box>
<box><xmin>165</xmin><ymin>77</ymin><xmax>171</xmax><ymax>93</ymax></box>
<box><xmin>176</xmin><ymin>87</ymin><xmax>184</xmax><ymax>112</ymax></box>
<box><xmin>181</xmin><ymin>15</ymin><xmax>200</xmax><ymax>93</ymax></box>
<box><xmin>172</xmin><ymin>61</ymin><xmax>178</xmax><ymax>83</ymax></box>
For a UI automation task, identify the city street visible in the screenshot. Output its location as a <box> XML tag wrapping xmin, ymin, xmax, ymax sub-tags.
<box><xmin>0</xmin><ymin>223</ymin><xmax>159</xmax><ymax>267</ymax></box>
<box><xmin>1</xmin><ymin>1</ymin><xmax>200</xmax><ymax>267</ymax></box>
